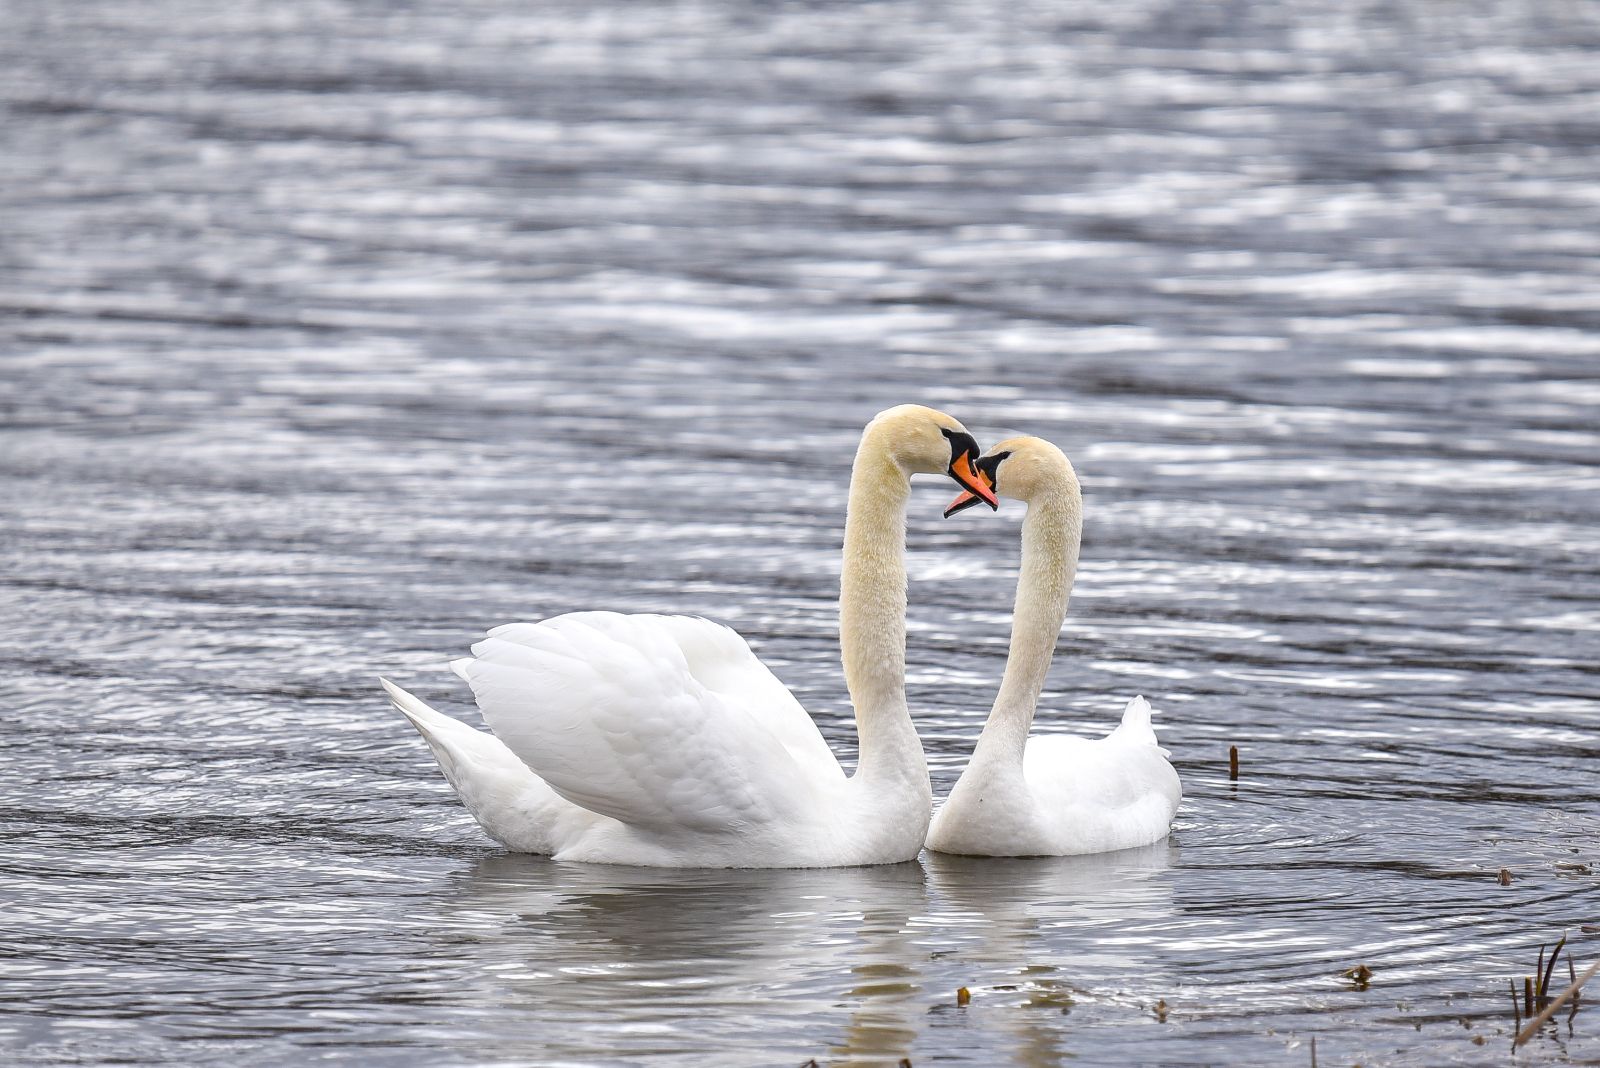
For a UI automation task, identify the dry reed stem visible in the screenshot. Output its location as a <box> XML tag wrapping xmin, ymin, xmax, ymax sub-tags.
<box><xmin>1540</xmin><ymin>937</ymin><xmax>1566</xmax><ymax>1000</ymax></box>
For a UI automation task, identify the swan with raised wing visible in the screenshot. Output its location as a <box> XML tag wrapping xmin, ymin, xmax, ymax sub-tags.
<box><xmin>928</xmin><ymin>436</ymin><xmax>1180</xmax><ymax>856</ymax></box>
<box><xmin>380</xmin><ymin>404</ymin><xmax>997</xmax><ymax>867</ymax></box>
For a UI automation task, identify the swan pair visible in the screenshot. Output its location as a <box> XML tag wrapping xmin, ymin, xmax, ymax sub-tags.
<box><xmin>381</xmin><ymin>405</ymin><xmax>1180</xmax><ymax>867</ymax></box>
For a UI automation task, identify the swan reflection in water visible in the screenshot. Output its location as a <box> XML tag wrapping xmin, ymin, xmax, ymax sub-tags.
<box><xmin>434</xmin><ymin>844</ymin><xmax>1174</xmax><ymax>1065</ymax></box>
<box><xmin>920</xmin><ymin>843</ymin><xmax>1177</xmax><ymax>1066</ymax></box>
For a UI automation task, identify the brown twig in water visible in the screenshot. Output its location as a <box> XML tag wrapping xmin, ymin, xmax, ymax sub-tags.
<box><xmin>1572</xmin><ymin>958</ymin><xmax>1583</xmax><ymax>1023</ymax></box>
<box><xmin>1515</xmin><ymin>959</ymin><xmax>1599</xmax><ymax>1048</ymax></box>
<box><xmin>1510</xmin><ymin>979</ymin><xmax>1521</xmax><ymax>1030</ymax></box>
<box><xmin>1228</xmin><ymin>745</ymin><xmax>1239</xmax><ymax>781</ymax></box>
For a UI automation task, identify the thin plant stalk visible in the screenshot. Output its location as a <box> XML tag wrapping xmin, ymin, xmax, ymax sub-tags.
<box><xmin>1539</xmin><ymin>936</ymin><xmax>1565</xmax><ymax>1001</ymax></box>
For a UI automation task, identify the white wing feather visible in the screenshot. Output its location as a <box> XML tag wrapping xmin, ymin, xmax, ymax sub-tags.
<box><xmin>641</xmin><ymin>614</ymin><xmax>844</xmax><ymax>783</ymax></box>
<box><xmin>454</xmin><ymin>613</ymin><xmax>825</xmax><ymax>833</ymax></box>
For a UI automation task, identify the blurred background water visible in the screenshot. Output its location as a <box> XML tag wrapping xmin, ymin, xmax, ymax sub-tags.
<box><xmin>2</xmin><ymin>1</ymin><xmax>1598</xmax><ymax>1065</ymax></box>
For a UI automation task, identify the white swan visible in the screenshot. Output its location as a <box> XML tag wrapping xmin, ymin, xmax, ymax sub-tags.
<box><xmin>380</xmin><ymin>404</ymin><xmax>997</xmax><ymax>867</ymax></box>
<box><xmin>927</xmin><ymin>436</ymin><xmax>1181</xmax><ymax>857</ymax></box>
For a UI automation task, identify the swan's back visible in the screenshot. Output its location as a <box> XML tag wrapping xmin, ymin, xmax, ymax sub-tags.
<box><xmin>1021</xmin><ymin>700</ymin><xmax>1181</xmax><ymax>855</ymax></box>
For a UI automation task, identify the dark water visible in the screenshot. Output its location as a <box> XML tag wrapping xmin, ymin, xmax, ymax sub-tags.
<box><xmin>3</xmin><ymin>1</ymin><xmax>1598</xmax><ymax>1064</ymax></box>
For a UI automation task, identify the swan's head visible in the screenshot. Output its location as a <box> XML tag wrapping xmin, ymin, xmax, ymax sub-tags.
<box><xmin>943</xmin><ymin>435</ymin><xmax>1077</xmax><ymax>516</ymax></box>
<box><xmin>866</xmin><ymin>404</ymin><xmax>998</xmax><ymax>510</ymax></box>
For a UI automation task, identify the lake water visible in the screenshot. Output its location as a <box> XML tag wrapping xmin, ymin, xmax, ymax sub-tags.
<box><xmin>2</xmin><ymin>1</ymin><xmax>1598</xmax><ymax>1064</ymax></box>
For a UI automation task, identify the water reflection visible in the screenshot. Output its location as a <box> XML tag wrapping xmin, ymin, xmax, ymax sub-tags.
<box><xmin>923</xmin><ymin>846</ymin><xmax>1176</xmax><ymax>1067</ymax></box>
<box><xmin>430</xmin><ymin>848</ymin><xmax>1179</xmax><ymax>1065</ymax></box>
<box><xmin>446</xmin><ymin>857</ymin><xmax>933</xmax><ymax>1063</ymax></box>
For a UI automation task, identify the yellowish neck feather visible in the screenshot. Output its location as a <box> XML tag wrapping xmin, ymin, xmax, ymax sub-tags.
<box><xmin>839</xmin><ymin>431</ymin><xmax>921</xmax><ymax>787</ymax></box>
<box><xmin>973</xmin><ymin>480</ymin><xmax>1082</xmax><ymax>765</ymax></box>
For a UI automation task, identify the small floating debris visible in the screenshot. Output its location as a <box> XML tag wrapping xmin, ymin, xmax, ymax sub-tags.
<box><xmin>1153</xmin><ymin>998</ymin><xmax>1169</xmax><ymax>1022</ymax></box>
<box><xmin>1342</xmin><ymin>964</ymin><xmax>1373</xmax><ymax>989</ymax></box>
<box><xmin>1228</xmin><ymin>745</ymin><xmax>1239</xmax><ymax>781</ymax></box>
<box><xmin>1555</xmin><ymin>861</ymin><xmax>1591</xmax><ymax>874</ymax></box>
<box><xmin>956</xmin><ymin>986</ymin><xmax>971</xmax><ymax>1006</ymax></box>
<box><xmin>1498</xmin><ymin>868</ymin><xmax>1513</xmax><ymax>885</ymax></box>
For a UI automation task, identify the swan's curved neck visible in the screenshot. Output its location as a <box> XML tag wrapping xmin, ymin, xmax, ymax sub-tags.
<box><xmin>971</xmin><ymin>485</ymin><xmax>1081</xmax><ymax>768</ymax></box>
<box><xmin>839</xmin><ymin>436</ymin><xmax>922</xmax><ymax>789</ymax></box>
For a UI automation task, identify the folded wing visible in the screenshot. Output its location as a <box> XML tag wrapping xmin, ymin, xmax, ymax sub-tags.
<box><xmin>642</xmin><ymin>613</ymin><xmax>843</xmax><ymax>785</ymax></box>
<box><xmin>453</xmin><ymin>612</ymin><xmax>829</xmax><ymax>834</ymax></box>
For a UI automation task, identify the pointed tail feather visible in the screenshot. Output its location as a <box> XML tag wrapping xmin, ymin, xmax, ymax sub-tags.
<box><xmin>381</xmin><ymin>677</ymin><xmax>470</xmax><ymax>746</ymax></box>
<box><xmin>379</xmin><ymin>676</ymin><xmax>563</xmax><ymax>854</ymax></box>
<box><xmin>1109</xmin><ymin>694</ymin><xmax>1164</xmax><ymax>749</ymax></box>
<box><xmin>379</xmin><ymin>676</ymin><xmax>525</xmax><ymax>784</ymax></box>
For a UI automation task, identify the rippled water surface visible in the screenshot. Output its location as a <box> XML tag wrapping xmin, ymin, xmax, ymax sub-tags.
<box><xmin>3</xmin><ymin>1</ymin><xmax>1599</xmax><ymax>1064</ymax></box>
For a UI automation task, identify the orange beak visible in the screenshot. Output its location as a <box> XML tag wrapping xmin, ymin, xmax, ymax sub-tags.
<box><xmin>946</xmin><ymin>452</ymin><xmax>998</xmax><ymax>516</ymax></box>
